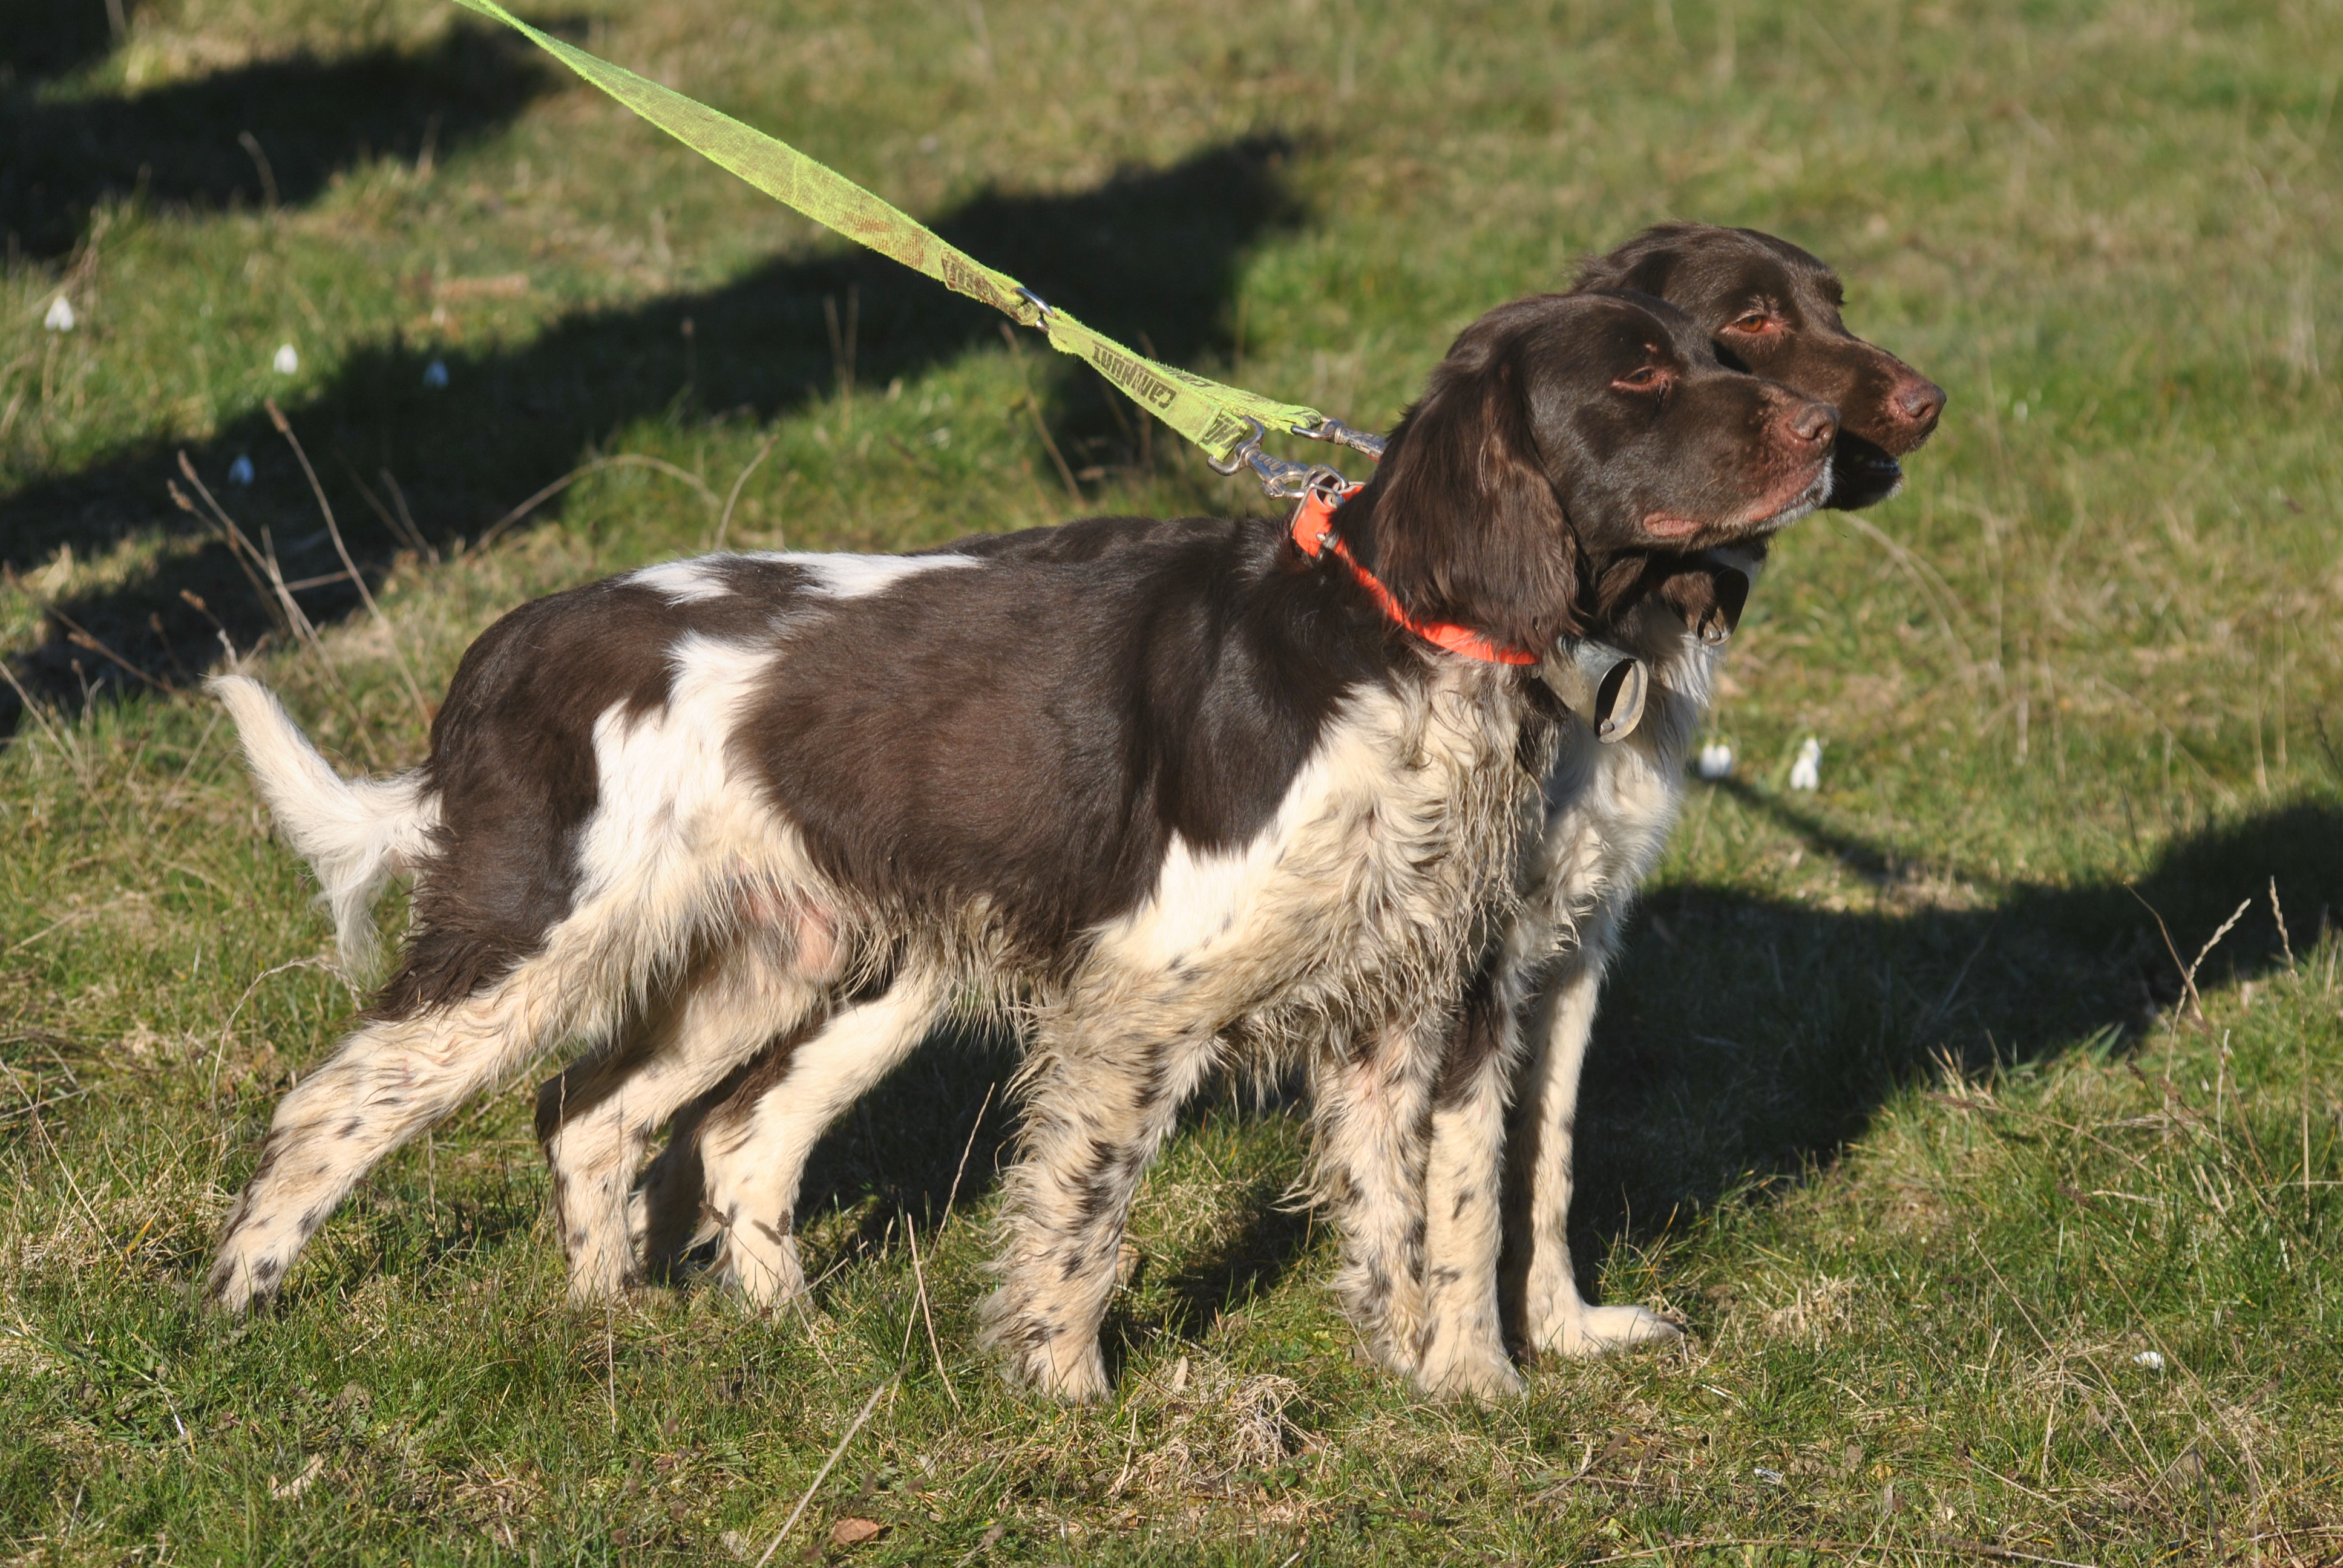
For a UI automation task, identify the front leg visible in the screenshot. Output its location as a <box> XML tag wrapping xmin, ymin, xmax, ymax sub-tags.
<box><xmin>979</xmin><ymin>1013</ymin><xmax>1224</xmax><ymax>1403</ymax></box>
<box><xmin>1308</xmin><ymin>1022</ymin><xmax>1435</xmax><ymax>1380</ymax></box>
<box><xmin>1503</xmin><ymin>916</ymin><xmax>1681</xmax><ymax>1359</ymax></box>
<box><xmin>1414</xmin><ymin>973</ymin><xmax>1525</xmax><ymax>1399</ymax></box>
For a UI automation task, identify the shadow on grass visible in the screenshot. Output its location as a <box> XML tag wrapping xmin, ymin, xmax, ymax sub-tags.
<box><xmin>1560</xmin><ymin>790</ymin><xmax>2343</xmax><ymax>1293</ymax></box>
<box><xmin>1</xmin><ymin>133</ymin><xmax>1300</xmax><ymax>731</ymax></box>
<box><xmin>1</xmin><ymin>0</ymin><xmax>126</xmax><ymax>86</ymax></box>
<box><xmin>2</xmin><ymin>21</ymin><xmax>557</xmax><ymax>260</ymax></box>
<box><xmin>650</xmin><ymin>796</ymin><xmax>2343</xmax><ymax>1361</ymax></box>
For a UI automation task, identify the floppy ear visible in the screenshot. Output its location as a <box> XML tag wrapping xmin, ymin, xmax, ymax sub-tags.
<box><xmin>1361</xmin><ymin>350</ymin><xmax>1581</xmax><ymax>651</ymax></box>
<box><xmin>1570</xmin><ymin>225</ymin><xmax>1689</xmax><ymax>296</ymax></box>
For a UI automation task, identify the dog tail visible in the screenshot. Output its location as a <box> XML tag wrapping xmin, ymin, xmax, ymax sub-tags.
<box><xmin>209</xmin><ymin>675</ymin><xmax>438</xmax><ymax>971</ymax></box>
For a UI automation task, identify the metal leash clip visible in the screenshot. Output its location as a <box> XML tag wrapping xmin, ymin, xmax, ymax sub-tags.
<box><xmin>1210</xmin><ymin>417</ymin><xmax>1345</xmax><ymax>498</ymax></box>
<box><xmin>1211</xmin><ymin>414</ymin><xmax>1390</xmax><ymax>498</ymax></box>
<box><xmin>1294</xmin><ymin>416</ymin><xmax>1387</xmax><ymax>462</ymax></box>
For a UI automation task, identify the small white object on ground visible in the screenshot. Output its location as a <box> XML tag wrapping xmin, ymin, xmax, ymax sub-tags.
<box><xmin>1754</xmin><ymin>1466</ymin><xmax>1786</xmax><ymax>1483</ymax></box>
<box><xmin>1788</xmin><ymin>736</ymin><xmax>1823</xmax><ymax>791</ymax></box>
<box><xmin>268</xmin><ymin>1452</ymin><xmax>325</xmax><ymax>1500</ymax></box>
<box><xmin>272</xmin><ymin>342</ymin><xmax>300</xmax><ymax>374</ymax></box>
<box><xmin>44</xmin><ymin>296</ymin><xmax>76</xmax><ymax>332</ymax></box>
<box><xmin>2134</xmin><ymin>1350</ymin><xmax>2166</xmax><ymax>1370</ymax></box>
<box><xmin>422</xmin><ymin>359</ymin><xmax>450</xmax><ymax>388</ymax></box>
<box><xmin>1696</xmin><ymin>742</ymin><xmax>1734</xmax><ymax>780</ymax></box>
<box><xmin>228</xmin><ymin>456</ymin><xmax>255</xmax><ymax>485</ymax></box>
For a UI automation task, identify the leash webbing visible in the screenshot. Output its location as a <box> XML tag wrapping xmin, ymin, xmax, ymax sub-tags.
<box><xmin>449</xmin><ymin>0</ymin><xmax>1331</xmax><ymax>468</ymax></box>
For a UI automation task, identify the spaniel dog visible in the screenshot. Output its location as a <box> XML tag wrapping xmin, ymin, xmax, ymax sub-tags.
<box><xmin>1498</xmin><ymin>226</ymin><xmax>1941</xmax><ymax>1363</ymax></box>
<box><xmin>606</xmin><ymin>224</ymin><xmax>1944</xmax><ymax>1387</ymax></box>
<box><xmin>206</xmin><ymin>286</ymin><xmax>1833</xmax><ymax>1400</ymax></box>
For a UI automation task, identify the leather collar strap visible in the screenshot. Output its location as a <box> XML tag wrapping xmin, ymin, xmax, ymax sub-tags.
<box><xmin>1290</xmin><ymin>485</ymin><xmax>1539</xmax><ymax>667</ymax></box>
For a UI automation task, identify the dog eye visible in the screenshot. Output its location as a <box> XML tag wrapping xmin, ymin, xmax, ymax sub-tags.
<box><xmin>1728</xmin><ymin>312</ymin><xmax>1780</xmax><ymax>335</ymax></box>
<box><xmin>1613</xmin><ymin>365</ymin><xmax>1668</xmax><ymax>391</ymax></box>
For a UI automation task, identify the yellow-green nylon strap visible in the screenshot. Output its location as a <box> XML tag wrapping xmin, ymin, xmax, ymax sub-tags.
<box><xmin>450</xmin><ymin>0</ymin><xmax>1323</xmax><ymax>462</ymax></box>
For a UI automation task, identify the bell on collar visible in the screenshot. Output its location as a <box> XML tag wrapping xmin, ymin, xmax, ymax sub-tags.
<box><xmin>1541</xmin><ymin>637</ymin><xmax>1648</xmax><ymax>743</ymax></box>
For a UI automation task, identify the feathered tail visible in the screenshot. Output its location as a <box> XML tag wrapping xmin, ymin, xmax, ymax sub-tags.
<box><xmin>209</xmin><ymin>675</ymin><xmax>438</xmax><ymax>970</ymax></box>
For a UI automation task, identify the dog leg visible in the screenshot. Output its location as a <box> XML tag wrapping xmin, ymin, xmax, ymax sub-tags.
<box><xmin>1415</xmin><ymin>979</ymin><xmax>1526</xmax><ymax>1399</ymax></box>
<box><xmin>630</xmin><ymin>1072</ymin><xmax>726</xmax><ymax>1283</ymax></box>
<box><xmin>1506</xmin><ymin>930</ymin><xmax>1682</xmax><ymax>1359</ymax></box>
<box><xmin>1309</xmin><ymin>1027</ymin><xmax>1434</xmax><ymax>1379</ymax></box>
<box><xmin>208</xmin><ymin>961</ymin><xmax>580</xmax><ymax>1312</ymax></box>
<box><xmin>537</xmin><ymin>933</ymin><xmax>822</xmax><ymax>1303</ymax></box>
<box><xmin>980</xmin><ymin>1016</ymin><xmax>1222</xmax><ymax>1402</ymax></box>
<box><xmin>695</xmin><ymin>974</ymin><xmax>945</xmax><ymax>1306</ymax></box>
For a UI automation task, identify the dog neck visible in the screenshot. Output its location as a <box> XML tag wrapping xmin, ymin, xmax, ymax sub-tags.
<box><xmin>1293</xmin><ymin>486</ymin><xmax>1539</xmax><ymax>667</ymax></box>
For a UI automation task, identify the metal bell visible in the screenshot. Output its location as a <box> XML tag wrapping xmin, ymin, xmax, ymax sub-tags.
<box><xmin>1540</xmin><ymin>638</ymin><xmax>1648</xmax><ymax>743</ymax></box>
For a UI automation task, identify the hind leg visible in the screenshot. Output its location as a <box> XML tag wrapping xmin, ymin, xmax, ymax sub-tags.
<box><xmin>1308</xmin><ymin>1022</ymin><xmax>1435</xmax><ymax>1379</ymax></box>
<box><xmin>537</xmin><ymin>933</ymin><xmax>824</xmax><ymax>1302</ymax></box>
<box><xmin>208</xmin><ymin>962</ymin><xmax>580</xmax><ymax>1312</ymax></box>
<box><xmin>629</xmin><ymin>1065</ymin><xmax>736</xmax><ymax>1283</ymax></box>
<box><xmin>693</xmin><ymin>973</ymin><xmax>946</xmax><ymax>1305</ymax></box>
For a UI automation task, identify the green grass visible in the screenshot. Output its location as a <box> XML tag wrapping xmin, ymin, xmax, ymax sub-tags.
<box><xmin>4</xmin><ymin>0</ymin><xmax>2341</xmax><ymax>1560</ymax></box>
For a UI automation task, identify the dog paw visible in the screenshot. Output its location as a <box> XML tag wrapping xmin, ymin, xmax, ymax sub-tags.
<box><xmin>203</xmin><ymin>1245</ymin><xmax>288</xmax><ymax>1315</ymax></box>
<box><xmin>1022</xmin><ymin>1347</ymin><xmax>1111</xmax><ymax>1403</ymax></box>
<box><xmin>562</xmin><ymin>1232</ymin><xmax>643</xmax><ymax>1304</ymax></box>
<box><xmin>1414</xmin><ymin>1316</ymin><xmax>1525</xmax><ymax>1400</ymax></box>
<box><xmin>978</xmin><ymin>1292</ymin><xmax>1111</xmax><ymax>1403</ymax></box>
<box><xmin>712</xmin><ymin>1229</ymin><xmax>805</xmax><ymax>1308</ymax></box>
<box><xmin>1415</xmin><ymin>1342</ymin><xmax>1525</xmax><ymax>1400</ymax></box>
<box><xmin>992</xmin><ymin>1330</ymin><xmax>1110</xmax><ymax>1403</ymax></box>
<box><xmin>1536</xmin><ymin>1302</ymin><xmax>1683</xmax><ymax>1359</ymax></box>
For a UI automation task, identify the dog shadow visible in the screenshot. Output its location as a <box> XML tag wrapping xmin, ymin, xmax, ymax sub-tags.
<box><xmin>1559</xmin><ymin>788</ymin><xmax>2343</xmax><ymax>1299</ymax></box>
<box><xmin>3</xmin><ymin>19</ymin><xmax>559</xmax><ymax>260</ymax></box>
<box><xmin>1</xmin><ymin>133</ymin><xmax>1302</xmax><ymax>731</ymax></box>
<box><xmin>716</xmin><ymin>794</ymin><xmax>2342</xmax><ymax>1354</ymax></box>
<box><xmin>2</xmin><ymin>0</ymin><xmax>127</xmax><ymax>86</ymax></box>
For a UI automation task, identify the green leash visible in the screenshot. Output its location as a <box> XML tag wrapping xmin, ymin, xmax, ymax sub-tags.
<box><xmin>450</xmin><ymin>0</ymin><xmax>1383</xmax><ymax>489</ymax></box>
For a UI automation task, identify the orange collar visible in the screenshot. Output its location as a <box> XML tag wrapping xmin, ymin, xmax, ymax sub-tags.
<box><xmin>1289</xmin><ymin>485</ymin><xmax>1539</xmax><ymax>667</ymax></box>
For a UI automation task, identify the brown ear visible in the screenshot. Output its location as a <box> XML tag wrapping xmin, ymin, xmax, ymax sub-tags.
<box><xmin>1654</xmin><ymin>558</ymin><xmax>1752</xmax><ymax>644</ymax></box>
<box><xmin>1570</xmin><ymin>223</ymin><xmax>1693</xmax><ymax>296</ymax></box>
<box><xmin>1362</xmin><ymin>354</ymin><xmax>1580</xmax><ymax>651</ymax></box>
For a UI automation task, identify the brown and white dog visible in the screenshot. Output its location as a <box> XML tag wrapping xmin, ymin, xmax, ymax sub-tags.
<box><xmin>608</xmin><ymin>224</ymin><xmax>1944</xmax><ymax>1388</ymax></box>
<box><xmin>206</xmin><ymin>287</ymin><xmax>1833</xmax><ymax>1399</ymax></box>
<box><xmin>1497</xmin><ymin>226</ymin><xmax>1942</xmax><ymax>1362</ymax></box>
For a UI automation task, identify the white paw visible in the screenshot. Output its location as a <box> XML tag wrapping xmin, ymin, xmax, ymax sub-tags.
<box><xmin>206</xmin><ymin>1222</ymin><xmax>297</xmax><ymax>1313</ymax></box>
<box><xmin>205</xmin><ymin>1250</ymin><xmax>277</xmax><ymax>1314</ymax></box>
<box><xmin>1417</xmin><ymin>1346</ymin><xmax>1525</xmax><ymax>1400</ymax></box>
<box><xmin>1538</xmin><ymin>1301</ymin><xmax>1683</xmax><ymax>1359</ymax></box>
<box><xmin>1414</xmin><ymin>1328</ymin><xmax>1525</xmax><ymax>1400</ymax></box>
<box><xmin>1018</xmin><ymin>1341</ymin><xmax>1110</xmax><ymax>1403</ymax></box>
<box><xmin>564</xmin><ymin>1260</ymin><xmax>634</xmax><ymax>1305</ymax></box>
<box><xmin>978</xmin><ymin>1292</ymin><xmax>1111</xmax><ymax>1403</ymax></box>
<box><xmin>713</xmin><ymin>1223</ymin><xmax>805</xmax><ymax>1307</ymax></box>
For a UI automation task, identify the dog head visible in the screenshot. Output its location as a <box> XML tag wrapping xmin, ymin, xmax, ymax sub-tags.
<box><xmin>1573</xmin><ymin>223</ymin><xmax>1944</xmax><ymax>511</ymax></box>
<box><xmin>1348</xmin><ymin>290</ymin><xmax>1837</xmax><ymax>648</ymax></box>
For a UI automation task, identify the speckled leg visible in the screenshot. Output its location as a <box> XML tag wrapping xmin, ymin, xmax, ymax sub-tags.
<box><xmin>537</xmin><ymin>933</ymin><xmax>823</xmax><ymax>1303</ymax></box>
<box><xmin>1309</xmin><ymin>1023</ymin><xmax>1436</xmax><ymax>1379</ymax></box>
<box><xmin>979</xmin><ymin>1014</ymin><xmax>1224</xmax><ymax>1402</ymax></box>
<box><xmin>209</xmin><ymin>962</ymin><xmax>575</xmax><ymax>1312</ymax></box>
<box><xmin>693</xmin><ymin>975</ymin><xmax>945</xmax><ymax>1305</ymax></box>
<box><xmin>1416</xmin><ymin>976</ymin><xmax>1527</xmax><ymax>1399</ymax></box>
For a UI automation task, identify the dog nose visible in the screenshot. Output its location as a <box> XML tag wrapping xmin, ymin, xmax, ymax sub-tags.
<box><xmin>1788</xmin><ymin>399</ymin><xmax>1838</xmax><ymax>446</ymax></box>
<box><xmin>1893</xmin><ymin>377</ymin><xmax>1946</xmax><ymax>431</ymax></box>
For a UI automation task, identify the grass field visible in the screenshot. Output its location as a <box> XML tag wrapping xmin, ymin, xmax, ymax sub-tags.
<box><xmin>4</xmin><ymin>0</ymin><xmax>2342</xmax><ymax>1560</ymax></box>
